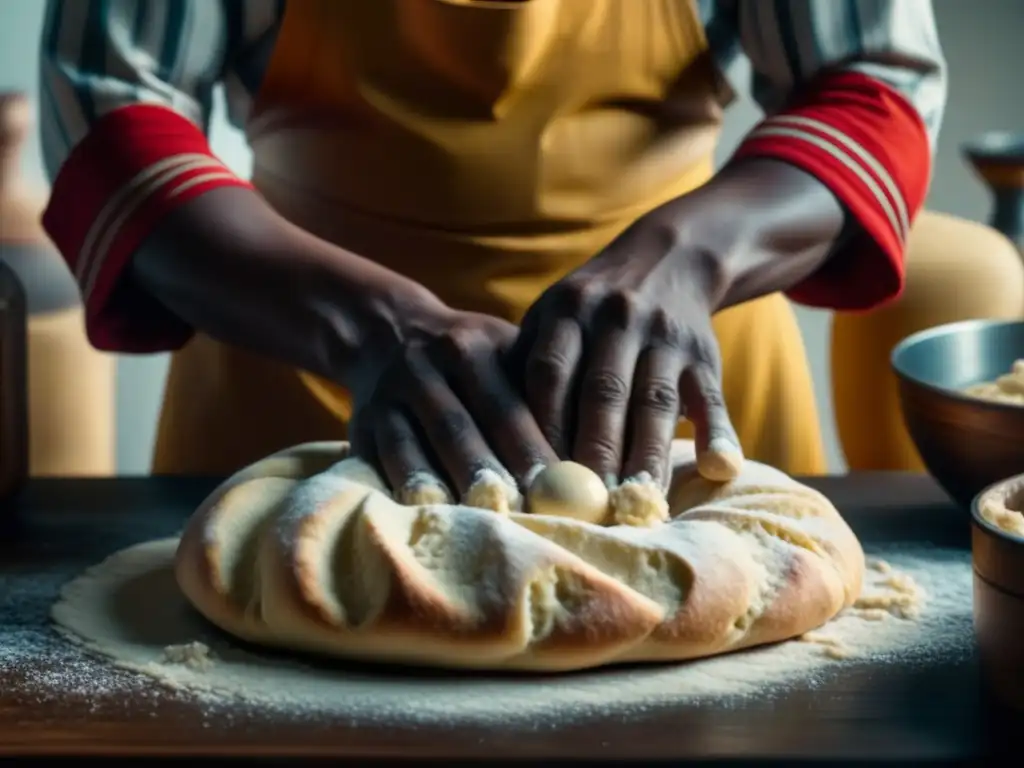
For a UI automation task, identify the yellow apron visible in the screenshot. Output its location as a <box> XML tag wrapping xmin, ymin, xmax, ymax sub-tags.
<box><xmin>152</xmin><ymin>0</ymin><xmax>826</xmax><ymax>477</ymax></box>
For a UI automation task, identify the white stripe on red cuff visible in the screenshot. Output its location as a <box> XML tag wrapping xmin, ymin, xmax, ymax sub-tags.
<box><xmin>77</xmin><ymin>153</ymin><xmax>228</xmax><ymax>302</ymax></box>
<box><xmin>765</xmin><ymin>114</ymin><xmax>911</xmax><ymax>237</ymax></box>
<box><xmin>744</xmin><ymin>120</ymin><xmax>908</xmax><ymax>244</ymax></box>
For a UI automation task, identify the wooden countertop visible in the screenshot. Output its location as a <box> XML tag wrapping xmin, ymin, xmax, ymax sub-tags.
<box><xmin>0</xmin><ymin>474</ymin><xmax>1013</xmax><ymax>762</ymax></box>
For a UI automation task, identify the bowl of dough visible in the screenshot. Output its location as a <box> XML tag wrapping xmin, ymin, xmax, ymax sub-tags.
<box><xmin>971</xmin><ymin>474</ymin><xmax>1024</xmax><ymax>712</ymax></box>
<box><xmin>891</xmin><ymin>319</ymin><xmax>1024</xmax><ymax>508</ymax></box>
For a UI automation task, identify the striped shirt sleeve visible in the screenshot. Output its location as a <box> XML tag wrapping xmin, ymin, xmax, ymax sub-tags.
<box><xmin>715</xmin><ymin>0</ymin><xmax>947</xmax><ymax>311</ymax></box>
<box><xmin>38</xmin><ymin>0</ymin><xmax>280</xmax><ymax>352</ymax></box>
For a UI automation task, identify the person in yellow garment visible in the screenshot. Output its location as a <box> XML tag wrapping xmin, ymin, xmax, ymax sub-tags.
<box><xmin>40</xmin><ymin>0</ymin><xmax>945</xmax><ymax>504</ymax></box>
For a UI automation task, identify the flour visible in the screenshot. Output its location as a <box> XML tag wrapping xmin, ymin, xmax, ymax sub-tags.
<box><xmin>38</xmin><ymin>539</ymin><xmax>974</xmax><ymax>728</ymax></box>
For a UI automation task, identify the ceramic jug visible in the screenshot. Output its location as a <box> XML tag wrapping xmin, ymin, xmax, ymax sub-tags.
<box><xmin>0</xmin><ymin>92</ymin><xmax>115</xmax><ymax>478</ymax></box>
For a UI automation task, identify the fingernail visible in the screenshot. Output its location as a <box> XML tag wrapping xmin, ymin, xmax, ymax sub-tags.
<box><xmin>523</xmin><ymin>463</ymin><xmax>547</xmax><ymax>490</ymax></box>
<box><xmin>709</xmin><ymin>436</ymin><xmax>743</xmax><ymax>458</ymax></box>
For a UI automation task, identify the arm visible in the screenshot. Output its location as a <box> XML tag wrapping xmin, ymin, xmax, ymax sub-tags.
<box><xmin>40</xmin><ymin>0</ymin><xmax>555</xmax><ymax>495</ymax></box>
<box><xmin>663</xmin><ymin>0</ymin><xmax>947</xmax><ymax>312</ymax></box>
<box><xmin>39</xmin><ymin>0</ymin><xmax>437</xmax><ymax>383</ymax></box>
<box><xmin>509</xmin><ymin>0</ymin><xmax>947</xmax><ymax>483</ymax></box>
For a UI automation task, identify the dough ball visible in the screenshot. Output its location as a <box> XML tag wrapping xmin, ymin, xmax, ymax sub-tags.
<box><xmin>527</xmin><ymin>462</ymin><xmax>610</xmax><ymax>524</ymax></box>
<box><xmin>609</xmin><ymin>475</ymin><xmax>669</xmax><ymax>527</ymax></box>
<box><xmin>697</xmin><ymin>438</ymin><xmax>744</xmax><ymax>482</ymax></box>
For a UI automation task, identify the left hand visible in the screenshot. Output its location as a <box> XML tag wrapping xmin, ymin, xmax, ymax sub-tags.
<box><xmin>506</xmin><ymin>215</ymin><xmax>743</xmax><ymax>490</ymax></box>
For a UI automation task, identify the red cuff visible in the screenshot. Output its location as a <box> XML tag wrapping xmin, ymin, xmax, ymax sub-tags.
<box><xmin>732</xmin><ymin>71</ymin><xmax>932</xmax><ymax>312</ymax></box>
<box><xmin>42</xmin><ymin>104</ymin><xmax>253</xmax><ymax>353</ymax></box>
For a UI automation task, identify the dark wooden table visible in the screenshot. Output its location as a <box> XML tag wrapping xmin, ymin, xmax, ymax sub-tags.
<box><xmin>0</xmin><ymin>474</ymin><xmax>1012</xmax><ymax>762</ymax></box>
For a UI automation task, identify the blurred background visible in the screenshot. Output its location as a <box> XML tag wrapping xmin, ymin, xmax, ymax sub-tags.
<box><xmin>1</xmin><ymin>0</ymin><xmax>1022</xmax><ymax>475</ymax></box>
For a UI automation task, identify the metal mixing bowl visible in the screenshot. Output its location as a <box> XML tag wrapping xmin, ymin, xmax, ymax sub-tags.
<box><xmin>891</xmin><ymin>319</ymin><xmax>1024</xmax><ymax>508</ymax></box>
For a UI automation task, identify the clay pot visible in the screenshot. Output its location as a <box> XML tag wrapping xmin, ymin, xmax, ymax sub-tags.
<box><xmin>0</xmin><ymin>92</ymin><xmax>115</xmax><ymax>478</ymax></box>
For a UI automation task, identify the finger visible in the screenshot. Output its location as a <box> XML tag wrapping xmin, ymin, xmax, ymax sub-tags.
<box><xmin>348</xmin><ymin>404</ymin><xmax>379</xmax><ymax>466</ymax></box>
<box><xmin>501</xmin><ymin>303</ymin><xmax>541</xmax><ymax>390</ymax></box>
<box><xmin>452</xmin><ymin>354</ymin><xmax>559</xmax><ymax>491</ymax></box>
<box><xmin>680</xmin><ymin>362</ymin><xmax>744</xmax><ymax>482</ymax></box>
<box><xmin>573</xmin><ymin>325</ymin><xmax>644</xmax><ymax>485</ymax></box>
<box><xmin>522</xmin><ymin>317</ymin><xmax>583</xmax><ymax>457</ymax></box>
<box><xmin>403</xmin><ymin>349</ymin><xmax>515</xmax><ymax>500</ymax></box>
<box><xmin>622</xmin><ymin>345</ymin><xmax>685</xmax><ymax>489</ymax></box>
<box><xmin>373</xmin><ymin>406</ymin><xmax>453</xmax><ymax>505</ymax></box>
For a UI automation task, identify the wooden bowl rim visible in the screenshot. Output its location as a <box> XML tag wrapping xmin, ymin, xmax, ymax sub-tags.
<box><xmin>972</xmin><ymin>474</ymin><xmax>1024</xmax><ymax>595</ymax></box>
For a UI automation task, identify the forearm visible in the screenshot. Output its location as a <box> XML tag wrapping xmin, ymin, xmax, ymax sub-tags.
<box><xmin>667</xmin><ymin>70</ymin><xmax>935</xmax><ymax>314</ymax></box>
<box><xmin>651</xmin><ymin>157</ymin><xmax>847</xmax><ymax>312</ymax></box>
<box><xmin>131</xmin><ymin>186</ymin><xmax>437</xmax><ymax>384</ymax></box>
<box><xmin>41</xmin><ymin>104</ymin><xmax>444</xmax><ymax>382</ymax></box>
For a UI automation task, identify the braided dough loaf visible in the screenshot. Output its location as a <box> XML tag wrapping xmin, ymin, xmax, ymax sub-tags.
<box><xmin>175</xmin><ymin>440</ymin><xmax>864</xmax><ymax>673</ymax></box>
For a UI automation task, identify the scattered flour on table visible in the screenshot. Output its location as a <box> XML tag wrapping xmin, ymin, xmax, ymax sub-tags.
<box><xmin>6</xmin><ymin>539</ymin><xmax>974</xmax><ymax>728</ymax></box>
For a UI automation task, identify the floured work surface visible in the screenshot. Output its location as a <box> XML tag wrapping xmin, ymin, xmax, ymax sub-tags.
<box><xmin>0</xmin><ymin>476</ymin><xmax>991</xmax><ymax>760</ymax></box>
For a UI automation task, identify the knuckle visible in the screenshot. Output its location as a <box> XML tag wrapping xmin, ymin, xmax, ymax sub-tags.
<box><xmin>485</xmin><ymin>317</ymin><xmax>518</xmax><ymax>345</ymax></box>
<box><xmin>689</xmin><ymin>332</ymin><xmax>721</xmax><ymax>368</ymax></box>
<box><xmin>437</xmin><ymin>327</ymin><xmax>478</xmax><ymax>364</ymax></box>
<box><xmin>551</xmin><ymin>280</ymin><xmax>594</xmax><ymax>315</ymax></box>
<box><xmin>698</xmin><ymin>382</ymin><xmax>727</xmax><ymax>410</ymax></box>
<box><xmin>595</xmin><ymin>288</ymin><xmax>643</xmax><ymax>330</ymax></box>
<box><xmin>525</xmin><ymin>351</ymin><xmax>570</xmax><ymax>393</ymax></box>
<box><xmin>636</xmin><ymin>377</ymin><xmax>680</xmax><ymax>415</ymax></box>
<box><xmin>584</xmin><ymin>369</ymin><xmax>631</xmax><ymax>407</ymax></box>
<box><xmin>648</xmin><ymin>308</ymin><xmax>686</xmax><ymax>348</ymax></box>
<box><xmin>586</xmin><ymin>435</ymin><xmax>621</xmax><ymax>468</ymax></box>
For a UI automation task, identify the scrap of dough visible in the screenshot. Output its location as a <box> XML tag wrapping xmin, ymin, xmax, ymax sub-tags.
<box><xmin>608</xmin><ymin>475</ymin><xmax>669</xmax><ymax>527</ymax></box>
<box><xmin>527</xmin><ymin>462</ymin><xmax>609</xmax><ymax>524</ymax></box>
<box><xmin>169</xmin><ymin>439</ymin><xmax>864</xmax><ymax>673</ymax></box>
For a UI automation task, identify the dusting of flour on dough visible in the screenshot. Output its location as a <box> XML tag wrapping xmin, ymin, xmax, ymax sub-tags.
<box><xmin>35</xmin><ymin>540</ymin><xmax>973</xmax><ymax>728</ymax></box>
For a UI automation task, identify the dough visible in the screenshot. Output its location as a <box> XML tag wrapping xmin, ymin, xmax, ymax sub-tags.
<box><xmin>963</xmin><ymin>359</ymin><xmax>1024</xmax><ymax>406</ymax></box>
<box><xmin>977</xmin><ymin>474</ymin><xmax>1024</xmax><ymax>538</ymax></box>
<box><xmin>608</xmin><ymin>474</ymin><xmax>670</xmax><ymax>527</ymax></box>
<box><xmin>48</xmin><ymin>539</ymin><xmax>950</xmax><ymax>726</ymax></box>
<box><xmin>527</xmin><ymin>461</ymin><xmax>609</xmax><ymax>523</ymax></box>
<box><xmin>171</xmin><ymin>439</ymin><xmax>865</xmax><ymax>673</ymax></box>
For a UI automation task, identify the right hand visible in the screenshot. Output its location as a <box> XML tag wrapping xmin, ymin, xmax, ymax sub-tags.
<box><xmin>130</xmin><ymin>187</ymin><xmax>558</xmax><ymax>501</ymax></box>
<box><xmin>346</xmin><ymin>303</ymin><xmax>559</xmax><ymax>506</ymax></box>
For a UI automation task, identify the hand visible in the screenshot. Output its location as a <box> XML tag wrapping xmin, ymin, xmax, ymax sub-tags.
<box><xmin>507</xmin><ymin>216</ymin><xmax>743</xmax><ymax>489</ymax></box>
<box><xmin>130</xmin><ymin>188</ymin><xmax>557</xmax><ymax>503</ymax></box>
<box><xmin>347</xmin><ymin>304</ymin><xmax>558</xmax><ymax>507</ymax></box>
